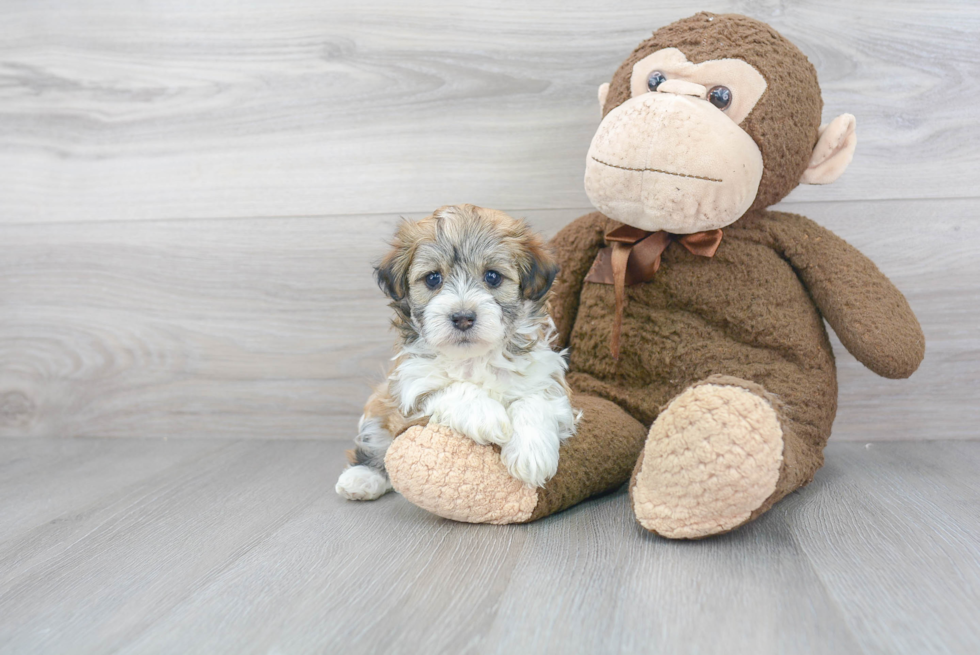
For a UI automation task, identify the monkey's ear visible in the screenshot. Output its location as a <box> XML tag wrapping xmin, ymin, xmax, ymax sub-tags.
<box><xmin>801</xmin><ymin>114</ymin><xmax>857</xmax><ymax>185</ymax></box>
<box><xmin>597</xmin><ymin>83</ymin><xmax>610</xmax><ymax>112</ymax></box>
<box><xmin>518</xmin><ymin>236</ymin><xmax>559</xmax><ymax>302</ymax></box>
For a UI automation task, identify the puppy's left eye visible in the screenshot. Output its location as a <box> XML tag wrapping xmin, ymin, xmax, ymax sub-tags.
<box><xmin>484</xmin><ymin>270</ymin><xmax>502</xmax><ymax>288</ymax></box>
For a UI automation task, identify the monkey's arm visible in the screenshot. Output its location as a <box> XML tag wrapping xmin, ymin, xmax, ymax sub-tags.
<box><xmin>547</xmin><ymin>212</ymin><xmax>610</xmax><ymax>348</ymax></box>
<box><xmin>770</xmin><ymin>211</ymin><xmax>925</xmax><ymax>379</ymax></box>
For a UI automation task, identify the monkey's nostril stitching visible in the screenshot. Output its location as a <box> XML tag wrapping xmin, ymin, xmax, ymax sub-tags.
<box><xmin>591</xmin><ymin>156</ymin><xmax>723</xmax><ymax>183</ymax></box>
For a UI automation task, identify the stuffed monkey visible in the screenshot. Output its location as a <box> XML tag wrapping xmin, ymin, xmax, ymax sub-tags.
<box><xmin>384</xmin><ymin>13</ymin><xmax>924</xmax><ymax>537</ymax></box>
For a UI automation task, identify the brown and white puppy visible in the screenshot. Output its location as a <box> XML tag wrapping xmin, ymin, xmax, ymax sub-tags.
<box><xmin>335</xmin><ymin>204</ymin><xmax>578</xmax><ymax>500</ymax></box>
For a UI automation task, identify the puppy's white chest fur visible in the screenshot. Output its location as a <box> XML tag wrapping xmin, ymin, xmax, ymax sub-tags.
<box><xmin>442</xmin><ymin>356</ymin><xmax>514</xmax><ymax>395</ymax></box>
<box><xmin>391</xmin><ymin>326</ymin><xmax>578</xmax><ymax>488</ymax></box>
<box><xmin>392</xmin><ymin>327</ymin><xmax>569</xmax><ymax>412</ymax></box>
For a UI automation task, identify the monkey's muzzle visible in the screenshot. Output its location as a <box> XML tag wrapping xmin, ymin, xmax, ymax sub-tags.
<box><xmin>584</xmin><ymin>93</ymin><xmax>763</xmax><ymax>234</ymax></box>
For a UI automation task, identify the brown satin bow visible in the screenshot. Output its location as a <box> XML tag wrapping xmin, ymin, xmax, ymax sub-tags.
<box><xmin>584</xmin><ymin>223</ymin><xmax>723</xmax><ymax>359</ymax></box>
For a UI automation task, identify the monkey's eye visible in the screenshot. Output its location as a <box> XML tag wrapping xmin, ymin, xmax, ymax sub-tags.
<box><xmin>424</xmin><ymin>272</ymin><xmax>442</xmax><ymax>289</ymax></box>
<box><xmin>484</xmin><ymin>270</ymin><xmax>502</xmax><ymax>288</ymax></box>
<box><xmin>647</xmin><ymin>71</ymin><xmax>667</xmax><ymax>92</ymax></box>
<box><xmin>708</xmin><ymin>86</ymin><xmax>732</xmax><ymax>110</ymax></box>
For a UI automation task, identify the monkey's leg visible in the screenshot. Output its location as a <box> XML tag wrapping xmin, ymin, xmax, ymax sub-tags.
<box><xmin>384</xmin><ymin>393</ymin><xmax>647</xmax><ymax>524</ymax></box>
<box><xmin>629</xmin><ymin>375</ymin><xmax>829</xmax><ymax>539</ymax></box>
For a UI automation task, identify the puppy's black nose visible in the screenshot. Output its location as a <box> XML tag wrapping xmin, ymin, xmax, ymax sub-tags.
<box><xmin>451</xmin><ymin>311</ymin><xmax>476</xmax><ymax>332</ymax></box>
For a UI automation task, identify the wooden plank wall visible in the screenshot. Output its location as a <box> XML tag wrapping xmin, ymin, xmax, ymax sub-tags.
<box><xmin>1</xmin><ymin>0</ymin><xmax>977</xmax><ymax>441</ymax></box>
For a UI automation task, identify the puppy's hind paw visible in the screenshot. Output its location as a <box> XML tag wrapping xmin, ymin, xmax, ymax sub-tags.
<box><xmin>336</xmin><ymin>465</ymin><xmax>393</xmax><ymax>501</ymax></box>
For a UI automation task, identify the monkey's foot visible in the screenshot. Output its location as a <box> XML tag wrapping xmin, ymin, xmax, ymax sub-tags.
<box><xmin>630</xmin><ymin>377</ymin><xmax>785</xmax><ymax>539</ymax></box>
<box><xmin>384</xmin><ymin>424</ymin><xmax>538</xmax><ymax>524</ymax></box>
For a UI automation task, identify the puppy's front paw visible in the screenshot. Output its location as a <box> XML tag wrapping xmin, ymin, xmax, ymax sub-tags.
<box><xmin>336</xmin><ymin>465</ymin><xmax>392</xmax><ymax>501</ymax></box>
<box><xmin>500</xmin><ymin>433</ymin><xmax>560</xmax><ymax>488</ymax></box>
<box><xmin>429</xmin><ymin>395</ymin><xmax>512</xmax><ymax>446</ymax></box>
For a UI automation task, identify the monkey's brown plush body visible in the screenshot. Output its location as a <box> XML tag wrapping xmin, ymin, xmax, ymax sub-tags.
<box><xmin>384</xmin><ymin>13</ymin><xmax>924</xmax><ymax>538</ymax></box>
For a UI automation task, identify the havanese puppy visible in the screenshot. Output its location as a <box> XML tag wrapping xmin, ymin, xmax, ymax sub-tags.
<box><xmin>335</xmin><ymin>204</ymin><xmax>578</xmax><ymax>501</ymax></box>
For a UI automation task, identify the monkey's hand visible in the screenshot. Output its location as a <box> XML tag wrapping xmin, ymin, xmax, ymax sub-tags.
<box><xmin>424</xmin><ymin>382</ymin><xmax>513</xmax><ymax>447</ymax></box>
<box><xmin>773</xmin><ymin>211</ymin><xmax>925</xmax><ymax>379</ymax></box>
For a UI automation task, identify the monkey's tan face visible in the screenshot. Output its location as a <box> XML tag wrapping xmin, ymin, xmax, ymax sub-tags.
<box><xmin>585</xmin><ymin>48</ymin><xmax>769</xmax><ymax>234</ymax></box>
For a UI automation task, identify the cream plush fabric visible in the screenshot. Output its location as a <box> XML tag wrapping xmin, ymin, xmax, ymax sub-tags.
<box><xmin>385</xmin><ymin>424</ymin><xmax>538</xmax><ymax>524</ymax></box>
<box><xmin>630</xmin><ymin>380</ymin><xmax>784</xmax><ymax>539</ymax></box>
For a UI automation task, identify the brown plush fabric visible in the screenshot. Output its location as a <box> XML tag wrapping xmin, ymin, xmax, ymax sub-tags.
<box><xmin>548</xmin><ymin>212</ymin><xmax>610</xmax><ymax>350</ymax></box>
<box><xmin>529</xmin><ymin>393</ymin><xmax>648</xmax><ymax>521</ymax></box>
<box><xmin>539</xmin><ymin>14</ymin><xmax>924</xmax><ymax>534</ymax></box>
<box><xmin>767</xmin><ymin>215</ymin><xmax>925</xmax><ymax>378</ymax></box>
<box><xmin>547</xmin><ymin>208</ymin><xmax>924</xmax><ymax>526</ymax></box>
<box><xmin>602</xmin><ymin>13</ymin><xmax>823</xmax><ymax>211</ymax></box>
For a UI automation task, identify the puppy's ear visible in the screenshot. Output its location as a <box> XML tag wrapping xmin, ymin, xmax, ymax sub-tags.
<box><xmin>516</xmin><ymin>227</ymin><xmax>559</xmax><ymax>302</ymax></box>
<box><xmin>374</xmin><ymin>221</ymin><xmax>418</xmax><ymax>301</ymax></box>
<box><xmin>374</xmin><ymin>252</ymin><xmax>408</xmax><ymax>301</ymax></box>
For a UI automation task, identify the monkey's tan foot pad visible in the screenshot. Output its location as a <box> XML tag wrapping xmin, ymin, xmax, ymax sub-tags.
<box><xmin>630</xmin><ymin>380</ymin><xmax>784</xmax><ymax>539</ymax></box>
<box><xmin>385</xmin><ymin>424</ymin><xmax>538</xmax><ymax>524</ymax></box>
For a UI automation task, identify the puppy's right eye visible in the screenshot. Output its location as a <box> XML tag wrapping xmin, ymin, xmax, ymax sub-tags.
<box><xmin>424</xmin><ymin>272</ymin><xmax>442</xmax><ymax>289</ymax></box>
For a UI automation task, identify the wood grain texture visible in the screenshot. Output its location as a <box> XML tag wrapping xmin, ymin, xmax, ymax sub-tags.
<box><xmin>1</xmin><ymin>199</ymin><xmax>975</xmax><ymax>440</ymax></box>
<box><xmin>0</xmin><ymin>438</ymin><xmax>977</xmax><ymax>654</ymax></box>
<box><xmin>0</xmin><ymin>437</ymin><xmax>224</xmax><ymax>540</ymax></box>
<box><xmin>788</xmin><ymin>441</ymin><xmax>980</xmax><ymax>654</ymax></box>
<box><xmin>1</xmin><ymin>0</ymin><xmax>978</xmax><ymax>224</ymax></box>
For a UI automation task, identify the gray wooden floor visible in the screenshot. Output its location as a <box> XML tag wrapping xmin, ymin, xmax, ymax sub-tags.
<box><xmin>0</xmin><ymin>438</ymin><xmax>977</xmax><ymax>655</ymax></box>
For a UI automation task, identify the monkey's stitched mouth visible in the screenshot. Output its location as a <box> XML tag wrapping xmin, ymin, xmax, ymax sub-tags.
<box><xmin>591</xmin><ymin>156</ymin><xmax>722</xmax><ymax>183</ymax></box>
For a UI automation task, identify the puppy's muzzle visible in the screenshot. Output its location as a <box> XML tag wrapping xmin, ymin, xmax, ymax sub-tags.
<box><xmin>451</xmin><ymin>311</ymin><xmax>476</xmax><ymax>332</ymax></box>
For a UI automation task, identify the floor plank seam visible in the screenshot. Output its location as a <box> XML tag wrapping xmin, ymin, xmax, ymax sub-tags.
<box><xmin>778</xmin><ymin>508</ymin><xmax>869</xmax><ymax>655</ymax></box>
